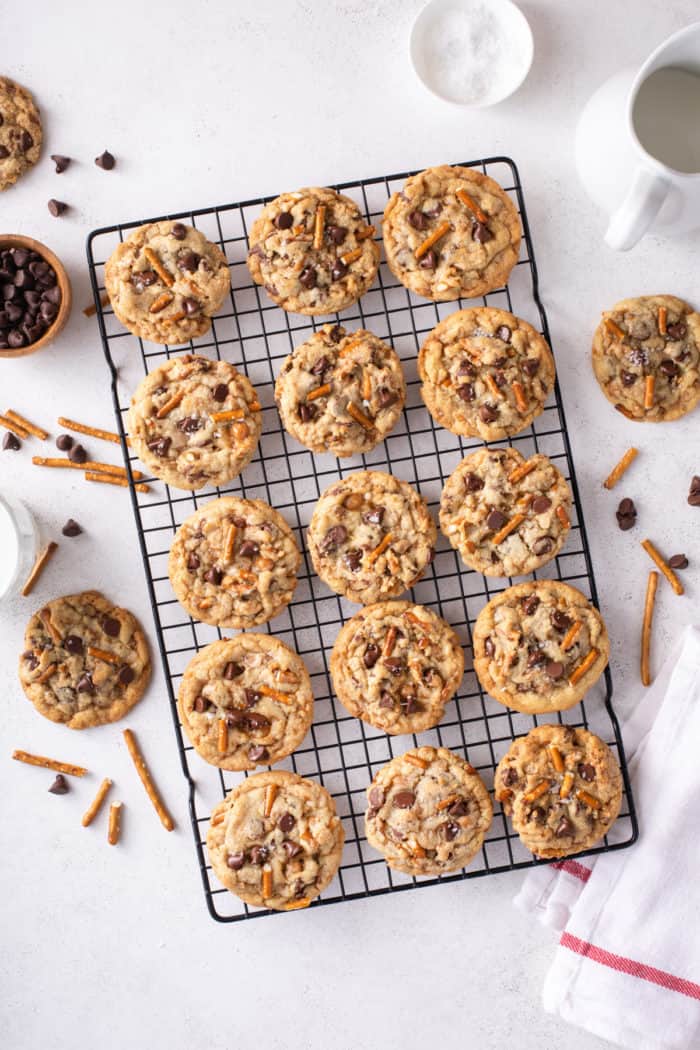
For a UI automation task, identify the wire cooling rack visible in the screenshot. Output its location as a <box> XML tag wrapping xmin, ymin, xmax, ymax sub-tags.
<box><xmin>87</xmin><ymin>157</ymin><xmax>638</xmax><ymax>923</ymax></box>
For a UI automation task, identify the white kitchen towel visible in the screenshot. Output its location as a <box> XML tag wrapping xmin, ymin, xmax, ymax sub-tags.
<box><xmin>514</xmin><ymin>624</ymin><xmax>700</xmax><ymax>1050</ymax></box>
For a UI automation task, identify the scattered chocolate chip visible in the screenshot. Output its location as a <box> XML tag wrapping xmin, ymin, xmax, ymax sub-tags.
<box><xmin>443</xmin><ymin>821</ymin><xmax>460</xmax><ymax>841</ymax></box>
<box><xmin>212</xmin><ymin>382</ymin><xmax>228</xmax><ymax>402</ymax></box>
<box><xmin>321</xmin><ymin>524</ymin><xmax>347</xmax><ymax>553</ymax></box>
<box><xmin>532</xmin><ymin>536</ymin><xmax>554</xmax><ymax>555</ymax></box>
<box><xmin>668</xmin><ymin>553</ymin><xmax>688</xmax><ymax>570</ymax></box>
<box><xmin>3</xmin><ymin>431</ymin><xmax>20</xmax><ymax>450</ymax></box>
<box><xmin>23</xmin><ymin>650</ymin><xmax>39</xmax><ymax>670</ymax></box>
<box><xmin>226</xmin><ymin>852</ymin><xmax>245</xmax><ymax>870</ymax></box>
<box><xmin>68</xmin><ymin>443</ymin><xmax>88</xmax><ymax>464</ymax></box>
<box><xmin>363</xmin><ymin>644</ymin><xmax>379</xmax><ymax>669</ymax></box>
<box><xmin>310</xmin><ymin>355</ymin><xmax>329</xmax><ymax>376</ymax></box>
<box><xmin>457</xmin><ymin>382</ymin><xmax>475</xmax><ymax>402</ymax></box>
<box><xmin>50</xmin><ymin>154</ymin><xmax>70</xmax><ymax>174</ymax></box>
<box><xmin>63</xmin><ymin>635</ymin><xmax>83</xmax><ymax>654</ymax></box>
<box><xmin>171</xmin><ymin>222</ymin><xmax>187</xmax><ymax>240</ymax></box>
<box><xmin>331</xmin><ymin>259</ymin><xmax>348</xmax><ymax>282</ymax></box>
<box><xmin>484</xmin><ymin>636</ymin><xmax>495</xmax><ymax>657</ymax></box>
<box><xmin>521</xmin><ymin>358</ymin><xmax>539</xmax><ymax>377</ymax></box>
<box><xmin>95</xmin><ymin>150</ymin><xmax>115</xmax><ymax>170</ymax></box>
<box><xmin>551</xmin><ymin>610</ymin><xmax>572</xmax><ymax>632</ymax></box>
<box><xmin>119</xmin><ymin>666</ymin><xmax>135</xmax><ymax>686</ymax></box>
<box><xmin>688</xmin><ymin>476</ymin><xmax>700</xmax><ymax>507</ymax></box>
<box><xmin>462</xmin><ymin>472</ymin><xmax>483</xmax><ymax>495</ymax></box>
<box><xmin>472</xmin><ymin>221</ymin><xmax>493</xmax><ymax>243</ymax></box>
<box><xmin>193</xmin><ymin>695</ymin><xmax>210</xmax><ymax>713</ymax></box>
<box><xmin>578</xmin><ymin>762</ymin><xmax>596</xmax><ymax>782</ymax></box>
<box><xmin>55</xmin><ymin>435</ymin><xmax>74</xmax><ymax>454</ymax></box>
<box><xmin>299</xmin><ymin>265</ymin><xmax>316</xmax><ymax>289</ymax></box>
<box><xmin>274</xmin><ymin>211</ymin><xmax>293</xmax><ymax>230</ymax></box>
<box><xmin>248</xmin><ymin>745</ymin><xmax>269</xmax><ymax>762</ymax></box>
<box><xmin>225</xmin><ymin>708</ymin><xmax>247</xmax><ymax>727</ymax></box>
<box><xmin>62</xmin><ymin>518</ymin><xmax>82</xmax><ymax>537</ymax></box>
<box><xmin>545</xmin><ymin>660</ymin><xmax>564</xmax><ymax>680</ymax></box>
<box><xmin>392</xmin><ymin>791</ymin><xmax>416</xmax><ymax>809</ymax></box>
<box><xmin>147</xmin><ymin>437</ymin><xmax>171</xmax><ymax>458</ymax></box>
<box><xmin>325</xmin><ymin>224</ymin><xmax>347</xmax><ymax>245</ymax></box>
<box><xmin>479</xmin><ymin>404</ymin><xmax>498</xmax><ymax>423</ymax></box>
<box><xmin>238</xmin><ymin>540</ymin><xmax>259</xmax><ymax>558</ymax></box>
<box><xmin>277</xmin><ymin>812</ymin><xmax>295</xmax><ymax>833</ymax></box>
<box><xmin>615</xmin><ymin>497</ymin><xmax>637</xmax><ymax>530</ymax></box>
<box><xmin>204</xmin><ymin>567</ymin><xmax>223</xmax><ymax>585</ymax></box>
<box><xmin>101</xmin><ymin>616</ymin><xmax>120</xmax><ymax>637</ymax></box>
<box><xmin>224</xmin><ymin>661</ymin><xmax>243</xmax><ymax>679</ymax></box>
<box><xmin>501</xmin><ymin>767</ymin><xmax>518</xmax><ymax>787</ymax></box>
<box><xmin>77</xmin><ymin>673</ymin><xmax>95</xmax><ymax>694</ymax></box>
<box><xmin>48</xmin><ymin>774</ymin><xmax>69</xmax><ymax>795</ymax></box>
<box><xmin>666</xmin><ymin>321</ymin><xmax>687</xmax><ymax>340</ymax></box>
<box><xmin>555</xmin><ymin>816</ymin><xmax>574</xmax><ymax>837</ymax></box>
<box><xmin>531</xmin><ymin>496</ymin><xmax>552</xmax><ymax>514</ymax></box>
<box><xmin>521</xmin><ymin>595</ymin><xmax>540</xmax><ymax>616</ymax></box>
<box><xmin>487</xmin><ymin>509</ymin><xmax>508</xmax><ymax>531</ymax></box>
<box><xmin>419</xmin><ymin>250</ymin><xmax>438</xmax><ymax>270</ymax></box>
<box><xmin>47</xmin><ymin>199</ymin><xmax>67</xmax><ymax>217</ymax></box>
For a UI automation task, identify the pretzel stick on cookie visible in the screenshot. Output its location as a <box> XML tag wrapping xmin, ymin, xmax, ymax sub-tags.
<box><xmin>641</xmin><ymin>570</ymin><xmax>658</xmax><ymax>687</ymax></box>
<box><xmin>603</xmin><ymin>447</ymin><xmax>638</xmax><ymax>489</ymax></box>
<box><xmin>122</xmin><ymin>728</ymin><xmax>175</xmax><ymax>832</ymax></box>
<box><xmin>82</xmin><ymin>778</ymin><xmax>113</xmax><ymax>827</ymax></box>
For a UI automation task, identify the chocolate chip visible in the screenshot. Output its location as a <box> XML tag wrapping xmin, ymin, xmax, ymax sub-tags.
<box><xmin>193</xmin><ymin>695</ymin><xmax>210</xmax><ymax>713</ymax></box>
<box><xmin>668</xmin><ymin>554</ymin><xmax>688</xmax><ymax>570</ymax></box>
<box><xmin>310</xmin><ymin>355</ymin><xmax>329</xmax><ymax>376</ymax></box>
<box><xmin>620</xmin><ymin>370</ymin><xmax>637</xmax><ymax>387</ymax></box>
<box><xmin>363</xmin><ymin>644</ymin><xmax>379</xmax><ymax>669</ymax></box>
<box><xmin>448</xmin><ymin>798</ymin><xmax>469</xmax><ymax>818</ymax></box>
<box><xmin>400</xmin><ymin>694</ymin><xmax>420</xmax><ymax>714</ymax></box>
<box><xmin>328</xmin><ymin>324</ymin><xmax>343</xmax><ymax>343</ymax></box>
<box><xmin>377</xmin><ymin>387</ymin><xmax>397</xmax><ymax>408</ymax></box>
<box><xmin>331</xmin><ymin>259</ymin><xmax>348</xmax><ymax>281</ymax></box>
<box><xmin>225</xmin><ymin>708</ymin><xmax>247</xmax><ymax>727</ymax></box>
<box><xmin>484</xmin><ymin>636</ymin><xmax>495</xmax><ymax>657</ymax></box>
<box><xmin>688</xmin><ymin>476</ymin><xmax>700</xmax><ymax>507</ymax></box>
<box><xmin>147</xmin><ymin>437</ymin><xmax>171</xmax><ymax>458</ymax></box>
<box><xmin>408</xmin><ymin>209</ymin><xmax>429</xmax><ymax>230</ymax></box>
<box><xmin>18</xmin><ymin>130</ymin><xmax>33</xmax><ymax>152</ymax></box>
<box><xmin>242</xmin><ymin>689</ymin><xmax>259</xmax><ymax>708</ymax></box>
<box><xmin>502</xmin><ymin>767</ymin><xmax>518</xmax><ymax>787</ymax></box>
<box><xmin>531</xmin><ymin>496</ymin><xmax>552</xmax><ymax>514</ymax></box>
<box><xmin>226</xmin><ymin>852</ymin><xmax>245</xmax><ymax>870</ymax></box>
<box><xmin>248</xmin><ymin>745</ymin><xmax>269</xmax><ymax>762</ymax></box>
<box><xmin>119</xmin><ymin>666</ymin><xmax>135</xmax><ymax>686</ymax></box>
<box><xmin>277</xmin><ymin>812</ymin><xmax>295</xmax><ymax>833</ymax></box>
<box><xmin>274</xmin><ymin>211</ymin><xmax>293</xmax><ymax>230</ymax></box>
<box><xmin>23</xmin><ymin>650</ymin><xmax>39</xmax><ymax>670</ymax></box>
<box><xmin>545</xmin><ymin>660</ymin><xmax>564</xmax><ymax>679</ymax></box>
<box><xmin>101</xmin><ymin>616</ymin><xmax>120</xmax><ymax>637</ymax></box>
<box><xmin>77</xmin><ymin>673</ymin><xmax>95</xmax><ymax>694</ymax></box>
<box><xmin>666</xmin><ymin>322</ymin><xmax>687</xmax><ymax>340</ymax></box>
<box><xmin>131</xmin><ymin>270</ymin><xmax>157</xmax><ymax>292</ymax></box>
<box><xmin>487</xmin><ymin>509</ymin><xmax>508</xmax><ymax>531</ymax></box>
<box><xmin>68</xmin><ymin>443</ymin><xmax>88</xmax><ymax>464</ymax></box>
<box><xmin>213</xmin><ymin>382</ymin><xmax>228</xmax><ymax>402</ymax></box>
<box><xmin>479</xmin><ymin>404</ymin><xmax>498</xmax><ymax>423</ymax></box>
<box><xmin>419</xmin><ymin>249</ymin><xmax>438</xmax><ymax>270</ymax></box>
<box><xmin>457</xmin><ymin>359</ymin><xmax>477</xmax><ymax>377</ymax></box>
<box><xmin>282</xmin><ymin>840</ymin><xmax>301</xmax><ymax>858</ymax></box>
<box><xmin>462</xmin><ymin>472</ymin><xmax>483</xmax><ymax>494</ymax></box>
<box><xmin>615</xmin><ymin>497</ymin><xmax>637</xmax><ymax>530</ymax></box>
<box><xmin>368</xmin><ymin>787</ymin><xmax>385</xmax><ymax>808</ymax></box>
<box><xmin>223</xmin><ymin>661</ymin><xmax>243</xmax><ymax>679</ymax></box>
<box><xmin>48</xmin><ymin>774</ymin><xmax>69</xmax><ymax>795</ymax></box>
<box><xmin>383</xmin><ymin>657</ymin><xmax>404</xmax><ymax>676</ymax></box>
<box><xmin>299</xmin><ymin>265</ymin><xmax>316</xmax><ymax>289</ymax></box>
<box><xmin>185</xmin><ymin>553</ymin><xmax>200</xmax><ymax>573</ymax></box>
<box><xmin>325</xmin><ymin>224</ymin><xmax>347</xmax><ymax>245</ymax></box>
<box><xmin>298</xmin><ymin>403</ymin><xmax>315</xmax><ymax>423</ymax></box>
<box><xmin>55</xmin><ymin>434</ymin><xmax>74</xmax><ymax>454</ymax></box>
<box><xmin>495</xmin><ymin>324</ymin><xmax>511</xmax><ymax>342</ymax></box>
<box><xmin>3</xmin><ymin>431</ymin><xmax>20</xmax><ymax>450</ymax></box>
<box><xmin>62</xmin><ymin>518</ymin><xmax>82</xmax><ymax>537</ymax></box>
<box><xmin>0</xmin><ymin>146</ymin><xmax>8</xmax><ymax>160</ymax></box>
<box><xmin>532</xmin><ymin>536</ymin><xmax>554</xmax><ymax>555</ymax></box>
<box><xmin>64</xmin><ymin>635</ymin><xmax>83</xmax><ymax>654</ymax></box>
<box><xmin>457</xmin><ymin>382</ymin><xmax>475</xmax><ymax>402</ymax></box>
<box><xmin>246</xmin><ymin>712</ymin><xmax>270</xmax><ymax>731</ymax></box>
<box><xmin>182</xmin><ymin>297</ymin><xmax>200</xmax><ymax>315</ymax></box>
<box><xmin>551</xmin><ymin>610</ymin><xmax>572</xmax><ymax>632</ymax></box>
<box><xmin>522</xmin><ymin>358</ymin><xmax>539</xmax><ymax>377</ymax></box>
<box><xmin>171</xmin><ymin>222</ymin><xmax>187</xmax><ymax>240</ymax></box>
<box><xmin>443</xmin><ymin>821</ymin><xmax>460</xmax><ymax>841</ymax></box>
<box><xmin>363</xmin><ymin>507</ymin><xmax>384</xmax><ymax>525</ymax></box>
<box><xmin>521</xmin><ymin>594</ymin><xmax>540</xmax><ymax>616</ymax></box>
<box><xmin>659</xmin><ymin>358</ymin><xmax>679</xmax><ymax>379</ymax></box>
<box><xmin>555</xmin><ymin>816</ymin><xmax>574</xmax><ymax>837</ymax></box>
<box><xmin>472</xmin><ymin>222</ymin><xmax>493</xmax><ymax>243</ymax></box>
<box><xmin>238</xmin><ymin>540</ymin><xmax>259</xmax><ymax>558</ymax></box>
<box><xmin>177</xmin><ymin>250</ymin><xmax>200</xmax><ymax>273</ymax></box>
<box><xmin>578</xmin><ymin>762</ymin><xmax>596</xmax><ymax>781</ymax></box>
<box><xmin>204</xmin><ymin>567</ymin><xmax>223</xmax><ymax>585</ymax></box>
<box><xmin>392</xmin><ymin>791</ymin><xmax>416</xmax><ymax>809</ymax></box>
<box><xmin>321</xmin><ymin>524</ymin><xmax>347</xmax><ymax>553</ymax></box>
<box><xmin>47</xmin><ymin>199</ymin><xmax>67</xmax><ymax>217</ymax></box>
<box><xmin>176</xmin><ymin>416</ymin><xmax>202</xmax><ymax>434</ymax></box>
<box><xmin>527</xmin><ymin>647</ymin><xmax>546</xmax><ymax>668</ymax></box>
<box><xmin>344</xmin><ymin>549</ymin><xmax>362</xmax><ymax>572</ymax></box>
<box><xmin>379</xmin><ymin>694</ymin><xmax>393</xmax><ymax>711</ymax></box>
<box><xmin>95</xmin><ymin>150</ymin><xmax>115</xmax><ymax>170</ymax></box>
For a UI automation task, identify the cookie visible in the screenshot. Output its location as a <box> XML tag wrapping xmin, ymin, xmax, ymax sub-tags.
<box><xmin>206</xmin><ymin>770</ymin><xmax>344</xmax><ymax>910</ymax></box>
<box><xmin>18</xmin><ymin>591</ymin><xmax>150</xmax><ymax>729</ymax></box>
<box><xmin>440</xmin><ymin>448</ymin><xmax>572</xmax><ymax>577</ymax></box>
<box><xmin>365</xmin><ymin>746</ymin><xmax>492</xmax><ymax>876</ymax></box>
<box><xmin>105</xmin><ymin>220</ymin><xmax>231</xmax><ymax>344</ymax></box>
<box><xmin>0</xmin><ymin>77</ymin><xmax>42</xmax><ymax>191</ymax></box>
<box><xmin>330</xmin><ymin>601</ymin><xmax>464</xmax><ymax>735</ymax></box>
<box><xmin>382</xmin><ymin>165</ymin><xmax>521</xmax><ymax>301</ymax></box>
<box><xmin>168</xmin><ymin>497</ymin><xmax>300</xmax><ymax>629</ymax></box>
<box><xmin>591</xmin><ymin>295</ymin><xmax>700</xmax><ymax>422</ymax></box>
<box><xmin>127</xmin><ymin>354</ymin><xmax>261</xmax><ymax>490</ymax></box>
<box><xmin>274</xmin><ymin>324</ymin><xmax>406</xmax><ymax>457</ymax></box>
<box><xmin>307</xmin><ymin>470</ymin><xmax>437</xmax><ymax>604</ymax></box>
<box><xmin>473</xmin><ymin>581</ymin><xmax>609</xmax><ymax>713</ymax></box>
<box><xmin>418</xmin><ymin>307</ymin><xmax>555</xmax><ymax>440</ymax></box>
<box><xmin>246</xmin><ymin>186</ymin><xmax>379</xmax><ymax>315</ymax></box>
<box><xmin>494</xmin><ymin>724</ymin><xmax>622</xmax><ymax>858</ymax></box>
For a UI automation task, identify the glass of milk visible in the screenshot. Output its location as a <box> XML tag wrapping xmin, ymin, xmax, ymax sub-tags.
<box><xmin>0</xmin><ymin>493</ymin><xmax>39</xmax><ymax>601</ymax></box>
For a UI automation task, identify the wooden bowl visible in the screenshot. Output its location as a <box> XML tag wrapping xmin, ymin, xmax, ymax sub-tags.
<box><xmin>0</xmin><ymin>234</ymin><xmax>72</xmax><ymax>358</ymax></box>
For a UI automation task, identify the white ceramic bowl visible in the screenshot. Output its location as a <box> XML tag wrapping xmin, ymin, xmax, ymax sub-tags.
<box><xmin>410</xmin><ymin>0</ymin><xmax>534</xmax><ymax>107</ymax></box>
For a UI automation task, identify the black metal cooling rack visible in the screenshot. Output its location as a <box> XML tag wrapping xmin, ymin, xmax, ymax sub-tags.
<box><xmin>87</xmin><ymin>157</ymin><xmax>638</xmax><ymax>923</ymax></box>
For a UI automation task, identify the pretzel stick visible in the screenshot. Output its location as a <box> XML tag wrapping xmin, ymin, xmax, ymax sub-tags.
<box><xmin>484</xmin><ymin>373</ymin><xmax>502</xmax><ymax>399</ymax></box>
<box><xmin>414</xmin><ymin>221</ymin><xmax>451</xmax><ymax>260</ymax></box>
<box><xmin>547</xmin><ymin>746</ymin><xmax>565</xmax><ymax>773</ymax></box>
<box><xmin>144</xmin><ymin>247</ymin><xmax>174</xmax><ymax>288</ymax></box>
<box><xmin>306</xmin><ymin>383</ymin><xmax>331</xmax><ymax>402</ymax></box>
<box><xmin>217</xmin><ymin>719</ymin><xmax>228</xmax><ymax>753</ymax></box>
<box><xmin>366</xmin><ymin>532</ymin><xmax>393</xmax><ymax>565</ymax></box>
<box><xmin>337</xmin><ymin>337</ymin><xmax>365</xmax><ymax>357</ymax></box>
<box><xmin>32</xmin><ymin>456</ymin><xmax>144</xmax><ymax>480</ymax></box>
<box><xmin>83</xmin><ymin>292</ymin><xmax>111</xmax><ymax>317</ymax></box>
<box><xmin>262</xmin><ymin>867</ymin><xmax>273</xmax><ymax>899</ymax></box>
<box><xmin>559</xmin><ymin>772</ymin><xmax>575</xmax><ymax>799</ymax></box>
<box><xmin>508</xmin><ymin>459</ymin><xmax>537</xmax><ymax>484</ymax></box>
<box><xmin>87</xmin><ymin>645</ymin><xmax>120</xmax><ymax>665</ymax></box>
<box><xmin>615</xmin><ymin>403</ymin><xmax>636</xmax><ymax>420</ymax></box>
<box><xmin>57</xmin><ymin>416</ymin><xmax>130</xmax><ymax>447</ymax></box>
<box><xmin>340</xmin><ymin>247</ymin><xmax>363</xmax><ymax>266</ymax></box>
<box><xmin>641</xmin><ymin>570</ymin><xmax>658</xmax><ymax>686</ymax></box>
<box><xmin>568</xmin><ymin>648</ymin><xmax>599</xmax><ymax>686</ymax></box>
<box><xmin>603</xmin><ymin>447</ymin><xmax>638</xmax><ymax>489</ymax></box>
<box><xmin>313</xmin><ymin>204</ymin><xmax>326</xmax><ymax>250</ymax></box>
<box><xmin>346</xmin><ymin>402</ymin><xmax>374</xmax><ymax>430</ymax></box>
<box><xmin>149</xmin><ymin>291</ymin><xmax>173</xmax><ymax>314</ymax></box>
<box><xmin>356</xmin><ymin>225</ymin><xmax>376</xmax><ymax>241</ymax></box>
<box><xmin>264</xmin><ymin>783</ymin><xmax>278</xmax><ymax>817</ymax></box>
<box><xmin>82</xmin><ymin>778</ymin><xmax>113</xmax><ymax>827</ymax></box>
<box><xmin>456</xmin><ymin>188</ymin><xmax>488</xmax><ymax>224</ymax></box>
<box><xmin>210</xmin><ymin>408</ymin><xmax>245</xmax><ymax>423</ymax></box>
<box><xmin>40</xmin><ymin>608</ymin><xmax>62</xmax><ymax>644</ymax></box>
<box><xmin>35</xmin><ymin>663</ymin><xmax>58</xmax><ymax>683</ymax></box>
<box><xmin>21</xmin><ymin>541</ymin><xmax>58</xmax><ymax>597</ymax></box>
<box><xmin>561</xmin><ymin>620</ymin><xmax>582</xmax><ymax>651</ymax></box>
<box><xmin>576</xmin><ymin>789</ymin><xmax>602</xmax><ymax>811</ymax></box>
<box><xmin>258</xmin><ymin>684</ymin><xmax>293</xmax><ymax>705</ymax></box>
<box><xmin>523</xmin><ymin>779</ymin><xmax>551</xmax><ymax>803</ymax></box>
<box><xmin>0</xmin><ymin>414</ymin><xmax>30</xmax><ymax>439</ymax></box>
<box><xmin>491</xmin><ymin>513</ymin><xmax>525</xmax><ymax>545</ymax></box>
<box><xmin>122</xmin><ymin>728</ymin><xmax>175</xmax><ymax>832</ymax></box>
<box><xmin>644</xmin><ymin>375</ymin><xmax>655</xmax><ymax>410</ymax></box>
<box><xmin>511</xmin><ymin>381</ymin><xmax>528</xmax><ymax>413</ymax></box>
<box><xmin>383</xmin><ymin>626</ymin><xmax>398</xmax><ymax>657</ymax></box>
<box><xmin>12</xmin><ymin>749</ymin><xmax>87</xmax><ymax>777</ymax></box>
<box><xmin>248</xmin><ymin>399</ymin><xmax>262</xmax><ymax>413</ymax></box>
<box><xmin>85</xmin><ymin>471</ymin><xmax>150</xmax><ymax>494</ymax></box>
<box><xmin>210</xmin><ymin>810</ymin><xmax>226</xmax><ymax>827</ymax></box>
<box><xmin>641</xmin><ymin>539</ymin><xmax>684</xmax><ymax>595</ymax></box>
<box><xmin>556</xmin><ymin>505</ymin><xmax>571</xmax><ymax>528</ymax></box>
<box><xmin>108</xmin><ymin>801</ymin><xmax>123</xmax><ymax>845</ymax></box>
<box><xmin>658</xmin><ymin>305</ymin><xmax>667</xmax><ymax>335</ymax></box>
<box><xmin>156</xmin><ymin>390</ymin><xmax>185</xmax><ymax>419</ymax></box>
<box><xmin>283</xmin><ymin>897</ymin><xmax>311</xmax><ymax>910</ymax></box>
<box><xmin>436</xmin><ymin>794</ymin><xmax>460</xmax><ymax>811</ymax></box>
<box><xmin>604</xmin><ymin>317</ymin><xmax>626</xmax><ymax>340</ymax></box>
<box><xmin>5</xmin><ymin>409</ymin><xmax>48</xmax><ymax>440</ymax></box>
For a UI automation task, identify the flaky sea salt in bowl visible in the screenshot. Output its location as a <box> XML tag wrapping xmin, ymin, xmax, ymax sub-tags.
<box><xmin>410</xmin><ymin>0</ymin><xmax>533</xmax><ymax>107</ymax></box>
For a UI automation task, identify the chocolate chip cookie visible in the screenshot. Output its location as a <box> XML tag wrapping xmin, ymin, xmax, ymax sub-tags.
<box><xmin>127</xmin><ymin>354</ymin><xmax>261</xmax><ymax>490</ymax></box>
<box><xmin>440</xmin><ymin>448</ymin><xmax>572</xmax><ymax>577</ymax></box>
<box><xmin>178</xmin><ymin>635</ymin><xmax>313</xmax><ymax>770</ymax></box>
<box><xmin>105</xmin><ymin>220</ymin><xmax>231</xmax><ymax>344</ymax></box>
<box><xmin>382</xmin><ymin>165</ymin><xmax>521</xmax><ymax>301</ymax></box>
<box><xmin>274</xmin><ymin>324</ymin><xmax>406</xmax><ymax>457</ymax></box>
<box><xmin>168</xmin><ymin>497</ymin><xmax>300</xmax><ymax>628</ymax></box>
<box><xmin>473</xmin><ymin>581</ymin><xmax>609</xmax><ymax>713</ymax></box>
<box><xmin>419</xmin><ymin>307</ymin><xmax>555</xmax><ymax>440</ymax></box>
<box><xmin>494</xmin><ymin>725</ymin><xmax>622</xmax><ymax>858</ymax></box>
<box><xmin>18</xmin><ymin>591</ymin><xmax>150</xmax><ymax>729</ymax></box>
<box><xmin>247</xmin><ymin>186</ymin><xmax>379</xmax><ymax>315</ymax></box>
<box><xmin>0</xmin><ymin>77</ymin><xmax>42</xmax><ymax>191</ymax></box>
<box><xmin>330</xmin><ymin>601</ymin><xmax>464</xmax><ymax>735</ymax></box>
<box><xmin>365</xmin><ymin>746</ymin><xmax>492</xmax><ymax>876</ymax></box>
<box><xmin>307</xmin><ymin>471</ymin><xmax>437</xmax><ymax>604</ymax></box>
<box><xmin>592</xmin><ymin>295</ymin><xmax>700</xmax><ymax>422</ymax></box>
<box><xmin>207</xmin><ymin>770</ymin><xmax>344</xmax><ymax>910</ymax></box>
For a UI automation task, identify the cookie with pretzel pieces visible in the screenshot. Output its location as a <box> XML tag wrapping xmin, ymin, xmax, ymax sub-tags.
<box><xmin>494</xmin><ymin>724</ymin><xmax>622</xmax><ymax>858</ymax></box>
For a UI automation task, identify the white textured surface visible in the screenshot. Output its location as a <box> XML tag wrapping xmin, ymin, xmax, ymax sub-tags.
<box><xmin>2</xmin><ymin>3</ymin><xmax>699</xmax><ymax>1049</ymax></box>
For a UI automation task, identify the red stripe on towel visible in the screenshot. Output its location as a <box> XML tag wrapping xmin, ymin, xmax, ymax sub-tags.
<box><xmin>552</xmin><ymin>860</ymin><xmax>592</xmax><ymax>883</ymax></box>
<box><xmin>560</xmin><ymin>931</ymin><xmax>700</xmax><ymax>1000</ymax></box>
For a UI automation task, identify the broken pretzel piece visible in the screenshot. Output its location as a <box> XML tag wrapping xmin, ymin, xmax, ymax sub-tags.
<box><xmin>313</xmin><ymin>203</ymin><xmax>326</xmax><ymax>250</ymax></box>
<box><xmin>346</xmin><ymin>402</ymin><xmax>374</xmax><ymax>430</ymax></box>
<box><xmin>604</xmin><ymin>317</ymin><xmax>626</xmax><ymax>341</ymax></box>
<box><xmin>306</xmin><ymin>383</ymin><xmax>331</xmax><ymax>403</ymax></box>
<box><xmin>641</xmin><ymin>538</ymin><xmax>684</xmax><ymax>596</ymax></box>
<box><xmin>456</xmin><ymin>188</ymin><xmax>488</xmax><ymax>224</ymax></box>
<box><xmin>85</xmin><ymin>471</ymin><xmax>150</xmax><ymax>494</ymax></box>
<box><xmin>491</xmin><ymin>513</ymin><xmax>525</xmax><ymax>546</ymax></box>
<box><xmin>0</xmin><ymin>413</ymin><xmax>30</xmax><ymax>439</ymax></box>
<box><xmin>403</xmin><ymin>753</ymin><xmax>429</xmax><ymax>770</ymax></box>
<box><xmin>508</xmin><ymin>459</ymin><xmax>537</xmax><ymax>485</ymax></box>
<box><xmin>414</xmin><ymin>221</ymin><xmax>450</xmax><ymax>261</ymax></box>
<box><xmin>108</xmin><ymin>801</ymin><xmax>123</xmax><ymax>845</ymax></box>
<box><xmin>603</xmin><ymin>447</ymin><xmax>638</xmax><ymax>490</ymax></box>
<box><xmin>22</xmin><ymin>541</ymin><xmax>58</xmax><ymax>597</ymax></box>
<box><xmin>568</xmin><ymin>648</ymin><xmax>599</xmax><ymax>686</ymax></box>
<box><xmin>149</xmin><ymin>291</ymin><xmax>174</xmax><ymax>314</ymax></box>
<box><xmin>156</xmin><ymin>389</ymin><xmax>185</xmax><ymax>419</ymax></box>
<box><xmin>82</xmin><ymin>777</ymin><xmax>113</xmax><ymax>827</ymax></box>
<box><xmin>340</xmin><ymin>247</ymin><xmax>363</xmax><ymax>266</ymax></box>
<box><xmin>366</xmin><ymin>532</ymin><xmax>393</xmax><ymax>565</ymax></box>
<box><xmin>522</xmin><ymin>779</ymin><xmax>551</xmax><ymax>804</ymax></box>
<box><xmin>511</xmin><ymin>381</ymin><xmax>528</xmax><ymax>414</ymax></box>
<box><xmin>264</xmin><ymin>783</ymin><xmax>278</xmax><ymax>817</ymax></box>
<box><xmin>144</xmin><ymin>246</ymin><xmax>174</xmax><ymax>288</ymax></box>
<box><xmin>12</xmin><ymin>749</ymin><xmax>87</xmax><ymax>777</ymax></box>
<box><xmin>644</xmin><ymin>375</ymin><xmax>655</xmax><ymax>410</ymax></box>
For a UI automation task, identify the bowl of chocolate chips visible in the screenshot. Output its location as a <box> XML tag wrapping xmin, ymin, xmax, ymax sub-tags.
<box><xmin>0</xmin><ymin>234</ymin><xmax>72</xmax><ymax>357</ymax></box>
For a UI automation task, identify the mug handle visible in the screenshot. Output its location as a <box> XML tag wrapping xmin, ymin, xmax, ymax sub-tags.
<box><xmin>604</xmin><ymin>167</ymin><xmax>670</xmax><ymax>251</ymax></box>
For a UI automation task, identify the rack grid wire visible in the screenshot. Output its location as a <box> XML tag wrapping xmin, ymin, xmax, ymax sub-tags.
<box><xmin>87</xmin><ymin>156</ymin><xmax>638</xmax><ymax>923</ymax></box>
